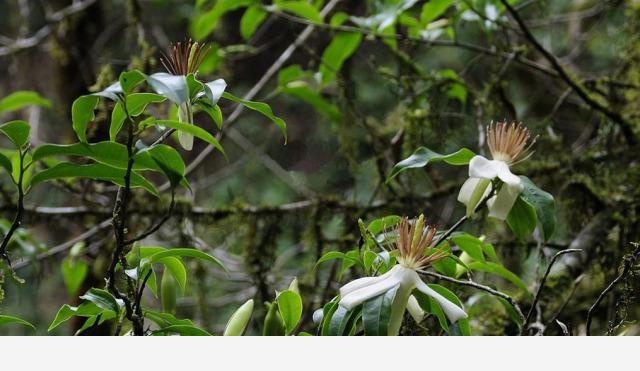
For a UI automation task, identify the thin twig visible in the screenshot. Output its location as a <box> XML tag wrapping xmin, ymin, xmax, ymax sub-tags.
<box><xmin>523</xmin><ymin>248</ymin><xmax>582</xmax><ymax>327</ymax></box>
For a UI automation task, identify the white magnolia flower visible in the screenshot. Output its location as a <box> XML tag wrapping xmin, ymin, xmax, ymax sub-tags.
<box><xmin>458</xmin><ymin>122</ymin><xmax>537</xmax><ymax>220</ymax></box>
<box><xmin>338</xmin><ymin>215</ymin><xmax>468</xmax><ymax>335</ymax></box>
<box><xmin>159</xmin><ymin>40</ymin><xmax>225</xmax><ymax>150</ymax></box>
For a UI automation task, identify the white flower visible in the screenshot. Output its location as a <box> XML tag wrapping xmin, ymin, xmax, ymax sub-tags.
<box><xmin>337</xmin><ymin>215</ymin><xmax>468</xmax><ymax>335</ymax></box>
<box><xmin>458</xmin><ymin>122</ymin><xmax>537</xmax><ymax>220</ymax></box>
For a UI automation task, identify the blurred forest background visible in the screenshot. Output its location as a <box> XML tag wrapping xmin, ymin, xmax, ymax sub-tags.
<box><xmin>1</xmin><ymin>0</ymin><xmax>639</xmax><ymax>335</ymax></box>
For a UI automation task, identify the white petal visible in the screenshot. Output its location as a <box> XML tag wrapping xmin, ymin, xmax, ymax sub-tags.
<box><xmin>204</xmin><ymin>79</ymin><xmax>227</xmax><ymax>105</ymax></box>
<box><xmin>495</xmin><ymin>162</ymin><xmax>521</xmax><ymax>187</ymax></box>
<box><xmin>414</xmin><ymin>278</ymin><xmax>468</xmax><ymax>323</ymax></box>
<box><xmin>177</xmin><ymin>103</ymin><xmax>194</xmax><ymax>150</ymax></box>
<box><xmin>178</xmin><ymin>132</ymin><xmax>194</xmax><ymax>151</ymax></box>
<box><xmin>487</xmin><ymin>183</ymin><xmax>522</xmax><ymax>220</ymax></box>
<box><xmin>339</xmin><ymin>269</ymin><xmax>401</xmax><ymax>310</ymax></box>
<box><xmin>457</xmin><ymin>177</ymin><xmax>480</xmax><ymax>205</ymax></box>
<box><xmin>468</xmin><ymin>155</ymin><xmax>501</xmax><ymax>179</ymax></box>
<box><xmin>407</xmin><ymin>295</ymin><xmax>425</xmax><ymax>323</ymax></box>
<box><xmin>339</xmin><ymin>268</ymin><xmax>394</xmax><ymax>297</ymax></box>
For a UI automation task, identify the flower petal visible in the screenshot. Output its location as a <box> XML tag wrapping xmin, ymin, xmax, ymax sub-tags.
<box><xmin>495</xmin><ymin>162</ymin><xmax>521</xmax><ymax>187</ymax></box>
<box><xmin>487</xmin><ymin>183</ymin><xmax>522</xmax><ymax>220</ymax></box>
<box><xmin>414</xmin><ymin>278</ymin><xmax>467</xmax><ymax>323</ymax></box>
<box><xmin>469</xmin><ymin>155</ymin><xmax>501</xmax><ymax>179</ymax></box>
<box><xmin>457</xmin><ymin>177</ymin><xmax>480</xmax><ymax>205</ymax></box>
<box><xmin>339</xmin><ymin>267</ymin><xmax>401</xmax><ymax>310</ymax></box>
<box><xmin>407</xmin><ymin>295</ymin><xmax>425</xmax><ymax>323</ymax></box>
<box><xmin>339</xmin><ymin>268</ymin><xmax>394</xmax><ymax>297</ymax></box>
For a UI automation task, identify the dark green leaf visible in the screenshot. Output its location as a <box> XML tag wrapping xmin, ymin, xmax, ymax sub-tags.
<box><xmin>154</xmin><ymin>120</ymin><xmax>226</xmax><ymax>157</ymax></box>
<box><xmin>79</xmin><ymin>288</ymin><xmax>122</xmax><ymax>315</ymax></box>
<box><xmin>142</xmin><ymin>247</ymin><xmax>227</xmax><ymax>273</ymax></box>
<box><xmin>33</xmin><ymin>142</ymin><xmax>158</xmax><ymax>171</ymax></box>
<box><xmin>0</xmin><ymin>315</ymin><xmax>35</xmax><ymax>330</ymax></box>
<box><xmin>387</xmin><ymin>147</ymin><xmax>475</xmax><ymax>182</ymax></box>
<box><xmin>48</xmin><ymin>302</ymin><xmax>111</xmax><ymax>332</ymax></box>
<box><xmin>191</xmin><ymin>0</ymin><xmax>255</xmax><ymax>40</ymax></box>
<box><xmin>326</xmin><ymin>305</ymin><xmax>361</xmax><ymax>336</ymax></box>
<box><xmin>72</xmin><ymin>95</ymin><xmax>100</xmax><ymax>143</ymax></box>
<box><xmin>146</xmin><ymin>144</ymin><xmax>186</xmax><ymax>188</ymax></box>
<box><xmin>362</xmin><ymin>284</ymin><xmax>399</xmax><ymax>335</ymax></box>
<box><xmin>507</xmin><ymin>196</ymin><xmax>537</xmax><ymax>240</ymax></box>
<box><xmin>221</xmin><ymin>92</ymin><xmax>287</xmax><ymax>143</ymax></box>
<box><xmin>451</xmin><ymin>233</ymin><xmax>485</xmax><ymax>262</ymax></box>
<box><xmin>519</xmin><ymin>176</ymin><xmax>556</xmax><ymax>241</ymax></box>
<box><xmin>467</xmin><ymin>261</ymin><xmax>529</xmax><ymax>293</ymax></box>
<box><xmin>0</xmin><ymin>152</ymin><xmax>12</xmax><ymax>175</ymax></box>
<box><xmin>30</xmin><ymin>162</ymin><xmax>159</xmax><ymax>196</ymax></box>
<box><xmin>152</xmin><ymin>325</ymin><xmax>211</xmax><ymax>336</ymax></box>
<box><xmin>119</xmin><ymin>70</ymin><xmax>147</xmax><ymax>94</ymax></box>
<box><xmin>110</xmin><ymin>93</ymin><xmax>166</xmax><ymax>140</ymax></box>
<box><xmin>0</xmin><ymin>120</ymin><xmax>30</xmax><ymax>148</ymax></box>
<box><xmin>144</xmin><ymin>310</ymin><xmax>194</xmax><ymax>328</ymax></box>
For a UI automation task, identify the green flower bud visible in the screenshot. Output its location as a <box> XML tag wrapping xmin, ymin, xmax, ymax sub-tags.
<box><xmin>263</xmin><ymin>301</ymin><xmax>285</xmax><ymax>336</ymax></box>
<box><xmin>224</xmin><ymin>299</ymin><xmax>254</xmax><ymax>336</ymax></box>
<box><xmin>160</xmin><ymin>272</ymin><xmax>177</xmax><ymax>314</ymax></box>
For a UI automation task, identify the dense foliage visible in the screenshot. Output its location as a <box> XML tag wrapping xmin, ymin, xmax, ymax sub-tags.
<box><xmin>0</xmin><ymin>0</ymin><xmax>638</xmax><ymax>336</ymax></box>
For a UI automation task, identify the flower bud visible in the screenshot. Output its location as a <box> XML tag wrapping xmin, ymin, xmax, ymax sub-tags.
<box><xmin>224</xmin><ymin>299</ymin><xmax>254</xmax><ymax>336</ymax></box>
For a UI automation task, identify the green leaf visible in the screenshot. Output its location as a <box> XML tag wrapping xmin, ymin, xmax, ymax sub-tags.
<box><xmin>191</xmin><ymin>0</ymin><xmax>255</xmax><ymax>40</ymax></box>
<box><xmin>274</xmin><ymin>1</ymin><xmax>323</xmax><ymax>23</ymax></box>
<box><xmin>0</xmin><ymin>152</ymin><xmax>13</xmax><ymax>175</ymax></box>
<box><xmin>277</xmin><ymin>290</ymin><xmax>303</xmax><ymax>335</ymax></box>
<box><xmin>519</xmin><ymin>176</ymin><xmax>556</xmax><ymax>241</ymax></box>
<box><xmin>79</xmin><ymin>288</ymin><xmax>122</xmax><ymax>315</ymax></box>
<box><xmin>421</xmin><ymin>0</ymin><xmax>456</xmax><ymax>25</ymax></box>
<box><xmin>48</xmin><ymin>302</ymin><xmax>111</xmax><ymax>332</ymax></box>
<box><xmin>146</xmin><ymin>73</ymin><xmax>188</xmax><ymax>105</ymax></box>
<box><xmin>240</xmin><ymin>5</ymin><xmax>268</xmax><ymax>40</ymax></box>
<box><xmin>33</xmin><ymin>142</ymin><xmax>158</xmax><ymax>171</ymax></box>
<box><xmin>451</xmin><ymin>233</ymin><xmax>485</xmax><ymax>262</ymax></box>
<box><xmin>0</xmin><ymin>315</ymin><xmax>35</xmax><ymax>330</ymax></box>
<box><xmin>197</xmin><ymin>101</ymin><xmax>224</xmax><ymax>129</ymax></box>
<box><xmin>319</xmin><ymin>32</ymin><xmax>362</xmax><ymax>85</ymax></box>
<box><xmin>0</xmin><ymin>120</ymin><xmax>30</xmax><ymax>148</ymax></box>
<box><xmin>416</xmin><ymin>284</ymin><xmax>470</xmax><ymax>335</ymax></box>
<box><xmin>119</xmin><ymin>70</ymin><xmax>147</xmax><ymax>94</ymax></box>
<box><xmin>30</xmin><ymin>162</ymin><xmax>159</xmax><ymax>196</ymax></box>
<box><xmin>145</xmin><ymin>144</ymin><xmax>186</xmax><ymax>188</ymax></box>
<box><xmin>506</xmin><ymin>196</ymin><xmax>537</xmax><ymax>240</ymax></box>
<box><xmin>61</xmin><ymin>258</ymin><xmax>88</xmax><ymax>296</ymax></box>
<box><xmin>467</xmin><ymin>261</ymin><xmax>529</xmax><ymax>293</ymax></box>
<box><xmin>157</xmin><ymin>256</ymin><xmax>187</xmax><ymax>293</ymax></box>
<box><xmin>362</xmin><ymin>284</ymin><xmax>399</xmax><ymax>335</ymax></box>
<box><xmin>142</xmin><ymin>247</ymin><xmax>227</xmax><ymax>273</ymax></box>
<box><xmin>144</xmin><ymin>310</ymin><xmax>194</xmax><ymax>328</ymax></box>
<box><xmin>326</xmin><ymin>305</ymin><xmax>361</xmax><ymax>336</ymax></box>
<box><xmin>387</xmin><ymin>147</ymin><xmax>475</xmax><ymax>182</ymax></box>
<box><xmin>220</xmin><ymin>92</ymin><xmax>287</xmax><ymax>143</ymax></box>
<box><xmin>110</xmin><ymin>93</ymin><xmax>166</xmax><ymax>140</ymax></box>
<box><xmin>0</xmin><ymin>91</ymin><xmax>51</xmax><ymax>113</ymax></box>
<box><xmin>152</xmin><ymin>325</ymin><xmax>212</xmax><ymax>336</ymax></box>
<box><xmin>154</xmin><ymin>120</ymin><xmax>226</xmax><ymax>157</ymax></box>
<box><xmin>72</xmin><ymin>95</ymin><xmax>100</xmax><ymax>143</ymax></box>
<box><xmin>367</xmin><ymin>215</ymin><xmax>401</xmax><ymax>235</ymax></box>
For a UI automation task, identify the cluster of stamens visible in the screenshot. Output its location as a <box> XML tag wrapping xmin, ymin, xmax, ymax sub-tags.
<box><xmin>486</xmin><ymin>121</ymin><xmax>538</xmax><ymax>165</ymax></box>
<box><xmin>160</xmin><ymin>39</ymin><xmax>209</xmax><ymax>76</ymax></box>
<box><xmin>393</xmin><ymin>215</ymin><xmax>448</xmax><ymax>270</ymax></box>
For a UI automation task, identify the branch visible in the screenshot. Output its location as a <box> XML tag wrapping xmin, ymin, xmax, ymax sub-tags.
<box><xmin>586</xmin><ymin>243</ymin><xmax>640</xmax><ymax>336</ymax></box>
<box><xmin>124</xmin><ymin>191</ymin><xmax>176</xmax><ymax>245</ymax></box>
<box><xmin>0</xmin><ymin>149</ymin><xmax>27</xmax><ymax>268</ymax></box>
<box><xmin>523</xmin><ymin>248</ymin><xmax>583</xmax><ymax>328</ymax></box>
<box><xmin>499</xmin><ymin>0</ymin><xmax>636</xmax><ymax>144</ymax></box>
<box><xmin>418</xmin><ymin>270</ymin><xmax>526</xmax><ymax>324</ymax></box>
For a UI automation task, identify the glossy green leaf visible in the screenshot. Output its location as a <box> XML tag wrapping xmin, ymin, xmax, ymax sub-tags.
<box><xmin>146</xmin><ymin>144</ymin><xmax>186</xmax><ymax>188</ymax></box>
<box><xmin>506</xmin><ymin>196</ymin><xmax>537</xmax><ymax>240</ymax></box>
<box><xmin>326</xmin><ymin>304</ymin><xmax>361</xmax><ymax>336</ymax></box>
<box><xmin>240</xmin><ymin>5</ymin><xmax>268</xmax><ymax>40</ymax></box>
<box><xmin>0</xmin><ymin>315</ymin><xmax>35</xmax><ymax>330</ymax></box>
<box><xmin>277</xmin><ymin>290</ymin><xmax>303</xmax><ymax>335</ymax></box>
<box><xmin>152</xmin><ymin>325</ymin><xmax>211</xmax><ymax>336</ymax></box>
<box><xmin>362</xmin><ymin>284</ymin><xmax>399</xmax><ymax>335</ymax></box>
<box><xmin>119</xmin><ymin>70</ymin><xmax>147</xmax><ymax>94</ymax></box>
<box><xmin>319</xmin><ymin>32</ymin><xmax>362</xmax><ymax>85</ymax></box>
<box><xmin>33</xmin><ymin>142</ymin><xmax>158</xmax><ymax>171</ymax></box>
<box><xmin>367</xmin><ymin>215</ymin><xmax>401</xmax><ymax>235</ymax></box>
<box><xmin>79</xmin><ymin>288</ymin><xmax>122</xmax><ymax>315</ymax></box>
<box><xmin>61</xmin><ymin>258</ymin><xmax>88</xmax><ymax>295</ymax></box>
<box><xmin>110</xmin><ymin>93</ymin><xmax>166</xmax><ymax>140</ymax></box>
<box><xmin>519</xmin><ymin>176</ymin><xmax>556</xmax><ymax>241</ymax></box>
<box><xmin>221</xmin><ymin>92</ymin><xmax>287</xmax><ymax>143</ymax></box>
<box><xmin>72</xmin><ymin>95</ymin><xmax>100</xmax><ymax>143</ymax></box>
<box><xmin>263</xmin><ymin>301</ymin><xmax>286</xmax><ymax>336</ymax></box>
<box><xmin>142</xmin><ymin>247</ymin><xmax>227</xmax><ymax>273</ymax></box>
<box><xmin>0</xmin><ymin>152</ymin><xmax>12</xmax><ymax>175</ymax></box>
<box><xmin>451</xmin><ymin>233</ymin><xmax>485</xmax><ymax>262</ymax></box>
<box><xmin>154</xmin><ymin>120</ymin><xmax>225</xmax><ymax>157</ymax></box>
<box><xmin>191</xmin><ymin>0</ymin><xmax>255</xmax><ymax>40</ymax></box>
<box><xmin>387</xmin><ymin>147</ymin><xmax>475</xmax><ymax>182</ymax></box>
<box><xmin>467</xmin><ymin>261</ymin><xmax>529</xmax><ymax>293</ymax></box>
<box><xmin>0</xmin><ymin>120</ymin><xmax>30</xmax><ymax>148</ymax></box>
<box><xmin>144</xmin><ymin>310</ymin><xmax>194</xmax><ymax>328</ymax></box>
<box><xmin>0</xmin><ymin>91</ymin><xmax>51</xmax><ymax>113</ymax></box>
<box><xmin>30</xmin><ymin>162</ymin><xmax>159</xmax><ymax>196</ymax></box>
<box><xmin>48</xmin><ymin>302</ymin><xmax>112</xmax><ymax>332</ymax></box>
